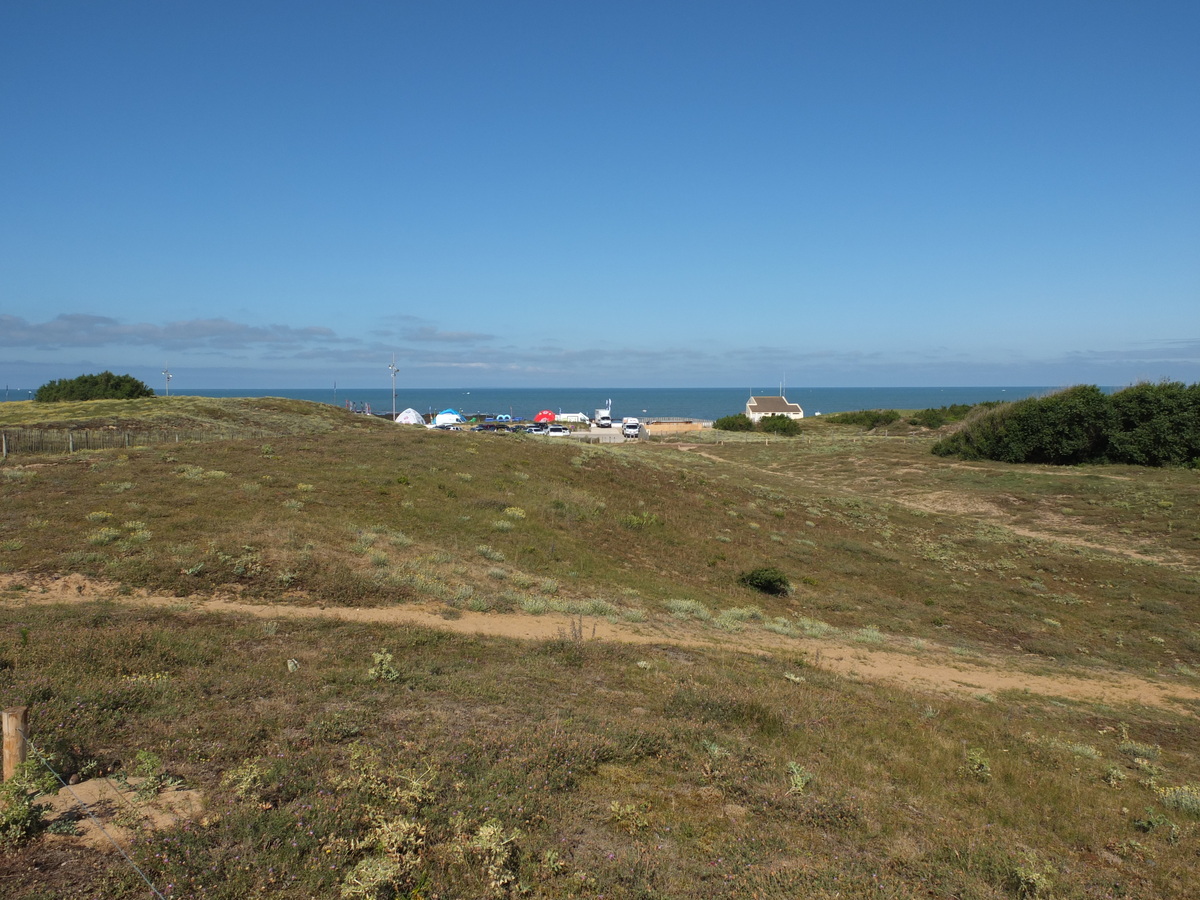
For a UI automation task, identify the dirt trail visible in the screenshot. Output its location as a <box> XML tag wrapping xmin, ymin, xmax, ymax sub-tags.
<box><xmin>4</xmin><ymin>574</ymin><xmax>1198</xmax><ymax>713</ymax></box>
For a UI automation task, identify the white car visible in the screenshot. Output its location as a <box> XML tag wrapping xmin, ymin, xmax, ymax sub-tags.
<box><xmin>546</xmin><ymin>424</ymin><xmax>571</xmax><ymax>436</ymax></box>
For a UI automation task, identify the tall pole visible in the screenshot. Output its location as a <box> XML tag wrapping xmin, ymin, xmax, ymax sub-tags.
<box><xmin>388</xmin><ymin>355</ymin><xmax>399</xmax><ymax>420</ymax></box>
<box><xmin>163</xmin><ymin>368</ymin><xmax>173</xmax><ymax>396</ymax></box>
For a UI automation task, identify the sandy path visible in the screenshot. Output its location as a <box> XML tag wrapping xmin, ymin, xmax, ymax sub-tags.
<box><xmin>4</xmin><ymin>573</ymin><xmax>1198</xmax><ymax>713</ymax></box>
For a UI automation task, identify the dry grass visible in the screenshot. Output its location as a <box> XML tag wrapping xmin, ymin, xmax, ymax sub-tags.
<box><xmin>2</xmin><ymin>414</ymin><xmax>1198</xmax><ymax>677</ymax></box>
<box><xmin>0</xmin><ymin>395</ymin><xmax>379</xmax><ymax>434</ymax></box>
<box><xmin>2</xmin><ymin>401</ymin><xmax>1200</xmax><ymax>897</ymax></box>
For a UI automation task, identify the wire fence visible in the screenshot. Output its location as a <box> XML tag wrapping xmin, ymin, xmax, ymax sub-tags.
<box><xmin>17</xmin><ymin>725</ymin><xmax>168</xmax><ymax>900</ymax></box>
<box><xmin>1</xmin><ymin>427</ymin><xmax>272</xmax><ymax>458</ymax></box>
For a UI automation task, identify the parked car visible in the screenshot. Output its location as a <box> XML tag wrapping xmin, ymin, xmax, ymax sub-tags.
<box><xmin>546</xmin><ymin>424</ymin><xmax>570</xmax><ymax>436</ymax></box>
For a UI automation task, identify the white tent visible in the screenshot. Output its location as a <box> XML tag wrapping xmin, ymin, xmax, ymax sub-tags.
<box><xmin>394</xmin><ymin>408</ymin><xmax>424</xmax><ymax>425</ymax></box>
<box><xmin>433</xmin><ymin>408</ymin><xmax>465</xmax><ymax>427</ymax></box>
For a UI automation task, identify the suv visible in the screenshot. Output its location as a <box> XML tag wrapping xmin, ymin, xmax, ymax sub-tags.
<box><xmin>546</xmin><ymin>424</ymin><xmax>570</xmax><ymax>436</ymax></box>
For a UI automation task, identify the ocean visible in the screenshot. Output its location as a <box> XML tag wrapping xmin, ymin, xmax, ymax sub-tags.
<box><xmin>160</xmin><ymin>386</ymin><xmax>1064</xmax><ymax>421</ymax></box>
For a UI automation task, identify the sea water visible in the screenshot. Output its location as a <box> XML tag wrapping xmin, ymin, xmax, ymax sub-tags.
<box><xmin>167</xmin><ymin>386</ymin><xmax>1064</xmax><ymax>421</ymax></box>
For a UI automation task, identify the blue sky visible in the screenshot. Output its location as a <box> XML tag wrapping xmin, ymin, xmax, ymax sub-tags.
<box><xmin>2</xmin><ymin>1</ymin><xmax>1197</xmax><ymax>390</ymax></box>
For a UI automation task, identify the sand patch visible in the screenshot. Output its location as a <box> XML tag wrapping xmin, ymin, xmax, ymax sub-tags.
<box><xmin>40</xmin><ymin>777</ymin><xmax>204</xmax><ymax>851</ymax></box>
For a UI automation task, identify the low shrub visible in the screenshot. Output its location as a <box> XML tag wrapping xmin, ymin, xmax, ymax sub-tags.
<box><xmin>0</xmin><ymin>759</ymin><xmax>58</xmax><ymax>848</ymax></box>
<box><xmin>619</xmin><ymin>512</ymin><xmax>661</xmax><ymax>529</ymax></box>
<box><xmin>960</xmin><ymin>747</ymin><xmax>992</xmax><ymax>781</ymax></box>
<box><xmin>737</xmin><ymin>567</ymin><xmax>792</xmax><ymax>596</ymax></box>
<box><xmin>1155</xmin><ymin>784</ymin><xmax>1200</xmax><ymax>816</ymax></box>
<box><xmin>908</xmin><ymin>402</ymin><xmax>998</xmax><ymax>429</ymax></box>
<box><xmin>827</xmin><ymin>409</ymin><xmax>901</xmax><ymax>428</ymax></box>
<box><xmin>714</xmin><ymin>413</ymin><xmax>754</xmax><ymax>432</ymax></box>
<box><xmin>760</xmin><ymin>414</ymin><xmax>801</xmax><ymax>436</ymax></box>
<box><xmin>666</xmin><ymin>598</ymin><xmax>712</xmax><ymax>621</ymax></box>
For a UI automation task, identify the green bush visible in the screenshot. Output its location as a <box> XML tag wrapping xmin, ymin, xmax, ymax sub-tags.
<box><xmin>933</xmin><ymin>382</ymin><xmax>1200</xmax><ymax>467</ymax></box>
<box><xmin>1107</xmin><ymin>381</ymin><xmax>1200</xmax><ymax>467</ymax></box>
<box><xmin>714</xmin><ymin>413</ymin><xmax>754</xmax><ymax>432</ymax></box>
<box><xmin>759</xmin><ymin>414</ymin><xmax>801</xmax><ymax>436</ymax></box>
<box><xmin>737</xmin><ymin>567</ymin><xmax>792</xmax><ymax>596</ymax></box>
<box><xmin>35</xmin><ymin>371</ymin><xmax>155</xmax><ymax>402</ymax></box>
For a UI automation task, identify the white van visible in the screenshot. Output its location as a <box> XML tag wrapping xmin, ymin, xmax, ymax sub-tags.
<box><xmin>621</xmin><ymin>418</ymin><xmax>641</xmax><ymax>439</ymax></box>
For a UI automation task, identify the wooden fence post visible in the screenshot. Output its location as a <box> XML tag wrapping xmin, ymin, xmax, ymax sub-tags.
<box><xmin>2</xmin><ymin>706</ymin><xmax>28</xmax><ymax>781</ymax></box>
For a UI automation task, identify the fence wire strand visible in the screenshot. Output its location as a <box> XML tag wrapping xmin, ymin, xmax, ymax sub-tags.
<box><xmin>16</xmin><ymin>726</ymin><xmax>168</xmax><ymax>900</ymax></box>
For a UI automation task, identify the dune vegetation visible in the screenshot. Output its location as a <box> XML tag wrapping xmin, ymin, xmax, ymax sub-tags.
<box><xmin>1</xmin><ymin>397</ymin><xmax>1199</xmax><ymax>898</ymax></box>
<box><xmin>0</xmin><ymin>395</ymin><xmax>368</xmax><ymax>434</ymax></box>
<box><xmin>933</xmin><ymin>382</ymin><xmax>1200</xmax><ymax>467</ymax></box>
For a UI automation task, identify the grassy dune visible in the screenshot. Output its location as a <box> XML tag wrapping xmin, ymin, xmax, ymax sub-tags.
<box><xmin>0</xmin><ymin>395</ymin><xmax>375</xmax><ymax>434</ymax></box>
<box><xmin>1</xmin><ymin>399</ymin><xmax>1199</xmax><ymax>898</ymax></box>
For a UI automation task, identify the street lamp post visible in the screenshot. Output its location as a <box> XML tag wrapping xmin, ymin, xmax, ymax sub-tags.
<box><xmin>388</xmin><ymin>355</ymin><xmax>399</xmax><ymax>420</ymax></box>
<box><xmin>162</xmin><ymin>368</ymin><xmax>173</xmax><ymax>396</ymax></box>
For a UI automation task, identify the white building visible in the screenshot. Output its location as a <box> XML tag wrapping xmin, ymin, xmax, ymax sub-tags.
<box><xmin>745</xmin><ymin>395</ymin><xmax>804</xmax><ymax>423</ymax></box>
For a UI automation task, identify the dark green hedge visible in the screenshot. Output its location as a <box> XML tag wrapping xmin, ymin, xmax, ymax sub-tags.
<box><xmin>932</xmin><ymin>382</ymin><xmax>1200</xmax><ymax>467</ymax></box>
<box><xmin>34</xmin><ymin>371</ymin><xmax>156</xmax><ymax>402</ymax></box>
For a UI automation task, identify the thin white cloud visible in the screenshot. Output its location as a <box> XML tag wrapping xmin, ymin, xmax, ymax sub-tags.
<box><xmin>3</xmin><ymin>313</ymin><xmax>1196</xmax><ymax>387</ymax></box>
<box><xmin>1062</xmin><ymin>340</ymin><xmax>1200</xmax><ymax>364</ymax></box>
<box><xmin>375</xmin><ymin>314</ymin><xmax>494</xmax><ymax>343</ymax></box>
<box><xmin>0</xmin><ymin>314</ymin><xmax>350</xmax><ymax>351</ymax></box>
<box><xmin>408</xmin><ymin>326</ymin><xmax>494</xmax><ymax>343</ymax></box>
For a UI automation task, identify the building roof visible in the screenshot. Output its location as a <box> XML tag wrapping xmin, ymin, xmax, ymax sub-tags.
<box><xmin>747</xmin><ymin>395</ymin><xmax>803</xmax><ymax>414</ymax></box>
